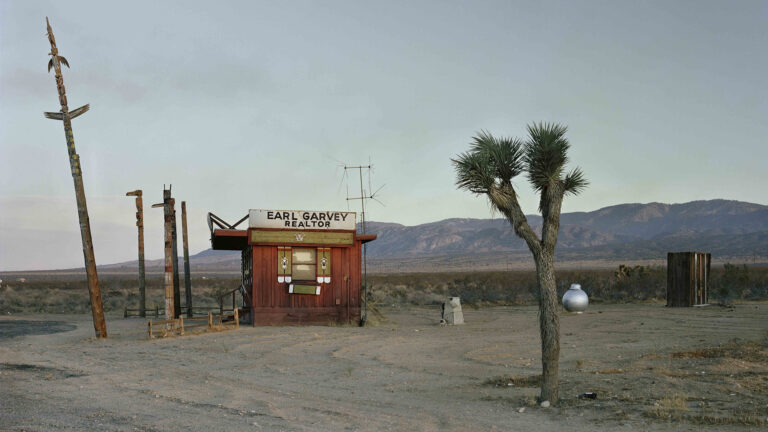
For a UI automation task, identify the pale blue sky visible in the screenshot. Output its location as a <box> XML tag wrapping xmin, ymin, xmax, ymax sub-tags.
<box><xmin>1</xmin><ymin>0</ymin><xmax>766</xmax><ymax>270</ymax></box>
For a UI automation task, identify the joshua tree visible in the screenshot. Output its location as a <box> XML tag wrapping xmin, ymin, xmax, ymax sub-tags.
<box><xmin>452</xmin><ymin>123</ymin><xmax>587</xmax><ymax>403</ymax></box>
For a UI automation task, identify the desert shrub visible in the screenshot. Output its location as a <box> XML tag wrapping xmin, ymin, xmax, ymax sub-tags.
<box><xmin>711</xmin><ymin>263</ymin><xmax>768</xmax><ymax>303</ymax></box>
<box><xmin>2</xmin><ymin>266</ymin><xmax>765</xmax><ymax>314</ymax></box>
<box><xmin>367</xmin><ymin>265</ymin><xmax>766</xmax><ymax>307</ymax></box>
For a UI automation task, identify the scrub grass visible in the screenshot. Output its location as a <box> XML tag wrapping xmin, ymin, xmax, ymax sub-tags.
<box><xmin>1</xmin><ymin>265</ymin><xmax>767</xmax><ymax>314</ymax></box>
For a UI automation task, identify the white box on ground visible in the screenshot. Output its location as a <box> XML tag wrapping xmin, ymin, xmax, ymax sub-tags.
<box><xmin>442</xmin><ymin>297</ymin><xmax>464</xmax><ymax>325</ymax></box>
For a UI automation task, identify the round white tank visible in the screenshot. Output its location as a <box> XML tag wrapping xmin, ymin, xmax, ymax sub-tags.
<box><xmin>562</xmin><ymin>283</ymin><xmax>589</xmax><ymax>313</ymax></box>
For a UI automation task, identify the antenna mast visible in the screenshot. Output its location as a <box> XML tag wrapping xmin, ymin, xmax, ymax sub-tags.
<box><xmin>344</xmin><ymin>162</ymin><xmax>383</xmax><ymax>325</ymax></box>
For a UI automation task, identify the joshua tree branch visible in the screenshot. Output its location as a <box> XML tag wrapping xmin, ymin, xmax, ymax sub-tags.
<box><xmin>489</xmin><ymin>184</ymin><xmax>542</xmax><ymax>256</ymax></box>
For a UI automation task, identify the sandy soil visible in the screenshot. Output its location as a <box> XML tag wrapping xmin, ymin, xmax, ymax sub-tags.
<box><xmin>1</xmin><ymin>303</ymin><xmax>767</xmax><ymax>431</ymax></box>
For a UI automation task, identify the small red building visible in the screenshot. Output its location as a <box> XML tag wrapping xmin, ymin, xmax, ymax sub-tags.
<box><xmin>209</xmin><ymin>209</ymin><xmax>376</xmax><ymax>325</ymax></box>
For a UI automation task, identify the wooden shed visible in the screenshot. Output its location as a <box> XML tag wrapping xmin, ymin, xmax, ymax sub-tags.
<box><xmin>666</xmin><ymin>251</ymin><xmax>710</xmax><ymax>307</ymax></box>
<box><xmin>208</xmin><ymin>209</ymin><xmax>376</xmax><ymax>325</ymax></box>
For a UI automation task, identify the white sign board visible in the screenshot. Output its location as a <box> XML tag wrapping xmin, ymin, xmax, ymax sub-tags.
<box><xmin>249</xmin><ymin>209</ymin><xmax>356</xmax><ymax>231</ymax></box>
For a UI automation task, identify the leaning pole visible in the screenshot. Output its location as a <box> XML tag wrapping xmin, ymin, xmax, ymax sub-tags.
<box><xmin>43</xmin><ymin>17</ymin><xmax>107</xmax><ymax>338</ymax></box>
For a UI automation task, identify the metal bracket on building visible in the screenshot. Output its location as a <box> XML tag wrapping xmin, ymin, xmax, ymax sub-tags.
<box><xmin>207</xmin><ymin>212</ymin><xmax>248</xmax><ymax>235</ymax></box>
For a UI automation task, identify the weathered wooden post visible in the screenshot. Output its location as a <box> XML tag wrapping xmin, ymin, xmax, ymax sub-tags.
<box><xmin>126</xmin><ymin>190</ymin><xmax>146</xmax><ymax>317</ymax></box>
<box><xmin>43</xmin><ymin>17</ymin><xmax>107</xmax><ymax>338</ymax></box>
<box><xmin>171</xmin><ymin>200</ymin><xmax>181</xmax><ymax>318</ymax></box>
<box><xmin>152</xmin><ymin>188</ymin><xmax>175</xmax><ymax>319</ymax></box>
<box><xmin>181</xmin><ymin>201</ymin><xmax>193</xmax><ymax>317</ymax></box>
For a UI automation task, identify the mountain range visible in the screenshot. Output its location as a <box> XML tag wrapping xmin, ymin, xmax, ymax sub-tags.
<box><xmin>364</xmin><ymin>199</ymin><xmax>768</xmax><ymax>259</ymax></box>
<box><xmin>97</xmin><ymin>199</ymin><xmax>767</xmax><ymax>272</ymax></box>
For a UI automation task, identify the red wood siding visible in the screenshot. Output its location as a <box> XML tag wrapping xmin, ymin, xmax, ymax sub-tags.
<box><xmin>249</xmin><ymin>241</ymin><xmax>363</xmax><ymax>325</ymax></box>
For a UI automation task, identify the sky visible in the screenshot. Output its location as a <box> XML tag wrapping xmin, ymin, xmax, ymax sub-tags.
<box><xmin>1</xmin><ymin>0</ymin><xmax>767</xmax><ymax>270</ymax></box>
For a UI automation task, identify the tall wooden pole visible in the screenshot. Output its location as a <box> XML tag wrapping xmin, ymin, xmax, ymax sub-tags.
<box><xmin>181</xmin><ymin>201</ymin><xmax>193</xmax><ymax>318</ymax></box>
<box><xmin>43</xmin><ymin>17</ymin><xmax>107</xmax><ymax>338</ymax></box>
<box><xmin>171</xmin><ymin>199</ymin><xmax>181</xmax><ymax>318</ymax></box>
<box><xmin>152</xmin><ymin>188</ymin><xmax>175</xmax><ymax>319</ymax></box>
<box><xmin>126</xmin><ymin>190</ymin><xmax>146</xmax><ymax>317</ymax></box>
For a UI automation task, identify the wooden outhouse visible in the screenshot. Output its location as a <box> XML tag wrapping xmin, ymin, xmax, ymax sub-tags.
<box><xmin>209</xmin><ymin>209</ymin><xmax>376</xmax><ymax>325</ymax></box>
<box><xmin>666</xmin><ymin>251</ymin><xmax>710</xmax><ymax>307</ymax></box>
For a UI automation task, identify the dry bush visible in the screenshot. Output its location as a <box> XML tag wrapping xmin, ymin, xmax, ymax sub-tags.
<box><xmin>593</xmin><ymin>368</ymin><xmax>625</xmax><ymax>375</ymax></box>
<box><xmin>647</xmin><ymin>393</ymin><xmax>689</xmax><ymax>420</ymax></box>
<box><xmin>0</xmin><ymin>273</ymin><xmax>241</xmax><ymax>314</ymax></box>
<box><xmin>671</xmin><ymin>335</ymin><xmax>768</xmax><ymax>363</ymax></box>
<box><xmin>485</xmin><ymin>374</ymin><xmax>542</xmax><ymax>388</ymax></box>
<box><xmin>367</xmin><ymin>265</ymin><xmax>768</xmax><ymax>307</ymax></box>
<box><xmin>2</xmin><ymin>265</ymin><xmax>767</xmax><ymax>313</ymax></box>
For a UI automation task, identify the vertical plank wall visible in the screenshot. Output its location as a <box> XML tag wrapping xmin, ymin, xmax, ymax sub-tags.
<box><xmin>667</xmin><ymin>252</ymin><xmax>711</xmax><ymax>307</ymax></box>
<box><xmin>250</xmin><ymin>242</ymin><xmax>362</xmax><ymax>324</ymax></box>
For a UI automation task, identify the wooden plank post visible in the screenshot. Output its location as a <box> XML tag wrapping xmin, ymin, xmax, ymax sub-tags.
<box><xmin>179</xmin><ymin>316</ymin><xmax>184</xmax><ymax>336</ymax></box>
<box><xmin>208</xmin><ymin>311</ymin><xmax>213</xmax><ymax>328</ymax></box>
<box><xmin>148</xmin><ymin>320</ymin><xmax>153</xmax><ymax>339</ymax></box>
<box><xmin>171</xmin><ymin>197</ymin><xmax>181</xmax><ymax>319</ymax></box>
<box><xmin>235</xmin><ymin>308</ymin><xmax>239</xmax><ymax>329</ymax></box>
<box><xmin>182</xmin><ymin>201</ymin><xmax>193</xmax><ymax>318</ymax></box>
<box><xmin>152</xmin><ymin>188</ymin><xmax>175</xmax><ymax>319</ymax></box>
<box><xmin>126</xmin><ymin>190</ymin><xmax>146</xmax><ymax>317</ymax></box>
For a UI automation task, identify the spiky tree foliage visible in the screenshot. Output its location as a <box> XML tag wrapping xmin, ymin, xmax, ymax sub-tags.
<box><xmin>453</xmin><ymin>123</ymin><xmax>588</xmax><ymax>403</ymax></box>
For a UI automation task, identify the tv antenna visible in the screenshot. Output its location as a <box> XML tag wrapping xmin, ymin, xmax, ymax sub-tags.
<box><xmin>343</xmin><ymin>160</ymin><xmax>384</xmax><ymax>326</ymax></box>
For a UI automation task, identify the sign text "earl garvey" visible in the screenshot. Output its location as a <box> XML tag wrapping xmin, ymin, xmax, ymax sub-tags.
<box><xmin>249</xmin><ymin>209</ymin><xmax>356</xmax><ymax>230</ymax></box>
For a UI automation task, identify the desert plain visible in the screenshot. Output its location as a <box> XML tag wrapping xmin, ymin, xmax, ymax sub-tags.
<box><xmin>1</xmin><ymin>303</ymin><xmax>767</xmax><ymax>431</ymax></box>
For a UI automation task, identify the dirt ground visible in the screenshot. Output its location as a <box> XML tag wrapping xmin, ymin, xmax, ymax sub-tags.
<box><xmin>1</xmin><ymin>303</ymin><xmax>767</xmax><ymax>431</ymax></box>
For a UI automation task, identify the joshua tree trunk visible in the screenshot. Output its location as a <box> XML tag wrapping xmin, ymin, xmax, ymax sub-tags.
<box><xmin>491</xmin><ymin>185</ymin><xmax>561</xmax><ymax>402</ymax></box>
<box><xmin>534</xmin><ymin>249</ymin><xmax>560</xmax><ymax>402</ymax></box>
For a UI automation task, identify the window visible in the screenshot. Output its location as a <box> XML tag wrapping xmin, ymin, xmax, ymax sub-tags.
<box><xmin>291</xmin><ymin>248</ymin><xmax>316</xmax><ymax>281</ymax></box>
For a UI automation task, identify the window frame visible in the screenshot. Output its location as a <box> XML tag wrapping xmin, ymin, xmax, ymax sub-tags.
<box><xmin>291</xmin><ymin>247</ymin><xmax>317</xmax><ymax>282</ymax></box>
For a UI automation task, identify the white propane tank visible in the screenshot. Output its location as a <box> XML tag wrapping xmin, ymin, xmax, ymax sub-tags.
<box><xmin>562</xmin><ymin>283</ymin><xmax>589</xmax><ymax>313</ymax></box>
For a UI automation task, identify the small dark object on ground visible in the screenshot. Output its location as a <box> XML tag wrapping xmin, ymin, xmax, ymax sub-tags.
<box><xmin>579</xmin><ymin>392</ymin><xmax>597</xmax><ymax>399</ymax></box>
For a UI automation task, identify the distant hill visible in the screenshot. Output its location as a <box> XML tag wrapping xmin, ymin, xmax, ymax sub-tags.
<box><xmin>364</xmin><ymin>200</ymin><xmax>768</xmax><ymax>258</ymax></box>
<box><xmin>94</xmin><ymin>199</ymin><xmax>768</xmax><ymax>273</ymax></box>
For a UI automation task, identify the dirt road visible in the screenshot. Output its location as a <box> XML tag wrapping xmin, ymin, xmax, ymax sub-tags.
<box><xmin>1</xmin><ymin>304</ymin><xmax>766</xmax><ymax>431</ymax></box>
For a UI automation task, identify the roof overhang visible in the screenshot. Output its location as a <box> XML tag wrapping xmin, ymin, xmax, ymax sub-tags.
<box><xmin>211</xmin><ymin>229</ymin><xmax>248</xmax><ymax>250</ymax></box>
<box><xmin>211</xmin><ymin>229</ymin><xmax>377</xmax><ymax>250</ymax></box>
<box><xmin>358</xmin><ymin>234</ymin><xmax>377</xmax><ymax>244</ymax></box>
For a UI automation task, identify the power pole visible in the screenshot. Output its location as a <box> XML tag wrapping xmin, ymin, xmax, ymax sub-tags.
<box><xmin>152</xmin><ymin>187</ymin><xmax>176</xmax><ymax>319</ymax></box>
<box><xmin>181</xmin><ymin>201</ymin><xmax>193</xmax><ymax>318</ymax></box>
<box><xmin>126</xmin><ymin>190</ymin><xmax>146</xmax><ymax>317</ymax></box>
<box><xmin>43</xmin><ymin>17</ymin><xmax>107</xmax><ymax>338</ymax></box>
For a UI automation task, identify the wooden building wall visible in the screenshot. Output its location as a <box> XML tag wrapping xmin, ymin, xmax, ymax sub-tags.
<box><xmin>249</xmin><ymin>241</ymin><xmax>362</xmax><ymax>325</ymax></box>
<box><xmin>667</xmin><ymin>252</ymin><xmax>711</xmax><ymax>307</ymax></box>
